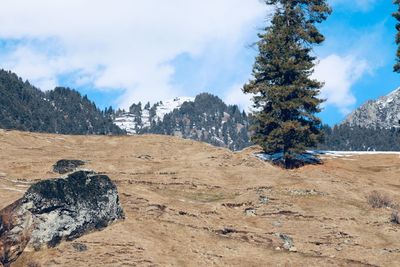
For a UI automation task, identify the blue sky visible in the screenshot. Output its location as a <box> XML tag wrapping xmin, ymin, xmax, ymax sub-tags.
<box><xmin>0</xmin><ymin>0</ymin><xmax>398</xmax><ymax>125</ymax></box>
<box><xmin>315</xmin><ymin>0</ymin><xmax>399</xmax><ymax>124</ymax></box>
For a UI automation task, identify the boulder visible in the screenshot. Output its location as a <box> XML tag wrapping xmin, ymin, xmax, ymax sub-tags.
<box><xmin>0</xmin><ymin>170</ymin><xmax>124</xmax><ymax>266</ymax></box>
<box><xmin>53</xmin><ymin>159</ymin><xmax>85</xmax><ymax>174</ymax></box>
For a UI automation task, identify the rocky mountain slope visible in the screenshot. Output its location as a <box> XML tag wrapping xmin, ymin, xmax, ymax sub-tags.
<box><xmin>114</xmin><ymin>93</ymin><xmax>251</xmax><ymax>150</ymax></box>
<box><xmin>343</xmin><ymin>87</ymin><xmax>400</xmax><ymax>129</ymax></box>
<box><xmin>1</xmin><ymin>130</ymin><xmax>400</xmax><ymax>266</ymax></box>
<box><xmin>0</xmin><ymin>70</ymin><xmax>124</xmax><ymax>135</ymax></box>
<box><xmin>114</xmin><ymin>97</ymin><xmax>194</xmax><ymax>134</ymax></box>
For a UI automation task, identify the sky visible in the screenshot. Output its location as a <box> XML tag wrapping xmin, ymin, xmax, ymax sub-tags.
<box><xmin>0</xmin><ymin>0</ymin><xmax>398</xmax><ymax>125</ymax></box>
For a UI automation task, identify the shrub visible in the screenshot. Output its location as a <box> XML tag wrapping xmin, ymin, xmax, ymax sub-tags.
<box><xmin>367</xmin><ymin>191</ymin><xmax>396</xmax><ymax>209</ymax></box>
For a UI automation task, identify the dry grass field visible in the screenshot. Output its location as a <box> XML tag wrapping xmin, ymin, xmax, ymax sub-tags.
<box><xmin>1</xmin><ymin>129</ymin><xmax>400</xmax><ymax>267</ymax></box>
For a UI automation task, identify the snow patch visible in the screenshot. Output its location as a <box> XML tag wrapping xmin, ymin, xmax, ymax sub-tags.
<box><xmin>155</xmin><ymin>97</ymin><xmax>194</xmax><ymax>120</ymax></box>
<box><xmin>312</xmin><ymin>150</ymin><xmax>400</xmax><ymax>156</ymax></box>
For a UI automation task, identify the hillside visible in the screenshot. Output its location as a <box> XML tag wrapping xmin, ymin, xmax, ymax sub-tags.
<box><xmin>0</xmin><ymin>70</ymin><xmax>124</xmax><ymax>135</ymax></box>
<box><xmin>114</xmin><ymin>93</ymin><xmax>251</xmax><ymax>150</ymax></box>
<box><xmin>1</xmin><ymin>130</ymin><xmax>399</xmax><ymax>266</ymax></box>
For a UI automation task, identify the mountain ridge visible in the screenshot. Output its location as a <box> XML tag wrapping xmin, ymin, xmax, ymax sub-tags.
<box><xmin>342</xmin><ymin>87</ymin><xmax>400</xmax><ymax>129</ymax></box>
<box><xmin>1</xmin><ymin>68</ymin><xmax>399</xmax><ymax>151</ymax></box>
<box><xmin>0</xmin><ymin>69</ymin><xmax>124</xmax><ymax>135</ymax></box>
<box><xmin>114</xmin><ymin>96</ymin><xmax>195</xmax><ymax>134</ymax></box>
<box><xmin>113</xmin><ymin>93</ymin><xmax>251</xmax><ymax>151</ymax></box>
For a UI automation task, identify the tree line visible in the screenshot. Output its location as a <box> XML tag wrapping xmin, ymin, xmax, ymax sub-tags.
<box><xmin>0</xmin><ymin>69</ymin><xmax>124</xmax><ymax>135</ymax></box>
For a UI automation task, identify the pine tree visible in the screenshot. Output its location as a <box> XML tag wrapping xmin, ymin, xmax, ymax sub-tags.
<box><xmin>394</xmin><ymin>0</ymin><xmax>400</xmax><ymax>72</ymax></box>
<box><xmin>243</xmin><ymin>0</ymin><xmax>331</xmax><ymax>168</ymax></box>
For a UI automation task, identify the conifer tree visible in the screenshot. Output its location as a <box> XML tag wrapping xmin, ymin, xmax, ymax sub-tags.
<box><xmin>243</xmin><ymin>0</ymin><xmax>331</xmax><ymax>168</ymax></box>
<box><xmin>394</xmin><ymin>0</ymin><xmax>400</xmax><ymax>73</ymax></box>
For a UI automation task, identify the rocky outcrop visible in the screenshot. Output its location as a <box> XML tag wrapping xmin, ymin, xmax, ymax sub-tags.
<box><xmin>0</xmin><ymin>170</ymin><xmax>124</xmax><ymax>266</ymax></box>
<box><xmin>53</xmin><ymin>159</ymin><xmax>85</xmax><ymax>174</ymax></box>
<box><xmin>342</xmin><ymin>87</ymin><xmax>400</xmax><ymax>129</ymax></box>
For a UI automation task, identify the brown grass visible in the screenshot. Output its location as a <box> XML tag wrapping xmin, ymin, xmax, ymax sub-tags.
<box><xmin>27</xmin><ymin>261</ymin><xmax>41</xmax><ymax>267</ymax></box>
<box><xmin>366</xmin><ymin>191</ymin><xmax>397</xmax><ymax>209</ymax></box>
<box><xmin>2</xmin><ymin>131</ymin><xmax>400</xmax><ymax>266</ymax></box>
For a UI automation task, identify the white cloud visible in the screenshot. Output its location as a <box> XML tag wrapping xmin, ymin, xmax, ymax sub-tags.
<box><xmin>0</xmin><ymin>0</ymin><xmax>378</xmax><ymax>117</ymax></box>
<box><xmin>1</xmin><ymin>43</ymin><xmax>63</xmax><ymax>91</ymax></box>
<box><xmin>313</xmin><ymin>54</ymin><xmax>370</xmax><ymax>115</ymax></box>
<box><xmin>0</xmin><ymin>0</ymin><xmax>267</xmax><ymax>108</ymax></box>
<box><xmin>223</xmin><ymin>54</ymin><xmax>371</xmax><ymax>116</ymax></box>
<box><xmin>224</xmin><ymin>84</ymin><xmax>253</xmax><ymax>112</ymax></box>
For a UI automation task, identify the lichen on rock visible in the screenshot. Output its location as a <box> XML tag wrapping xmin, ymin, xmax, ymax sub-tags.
<box><xmin>0</xmin><ymin>170</ymin><xmax>124</xmax><ymax>266</ymax></box>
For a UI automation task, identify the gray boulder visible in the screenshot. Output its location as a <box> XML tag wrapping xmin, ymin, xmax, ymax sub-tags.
<box><xmin>0</xmin><ymin>170</ymin><xmax>124</xmax><ymax>266</ymax></box>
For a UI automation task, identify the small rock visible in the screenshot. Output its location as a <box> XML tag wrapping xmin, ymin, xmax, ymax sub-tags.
<box><xmin>272</xmin><ymin>221</ymin><xmax>282</xmax><ymax>227</ymax></box>
<box><xmin>137</xmin><ymin>154</ymin><xmax>152</xmax><ymax>160</ymax></box>
<box><xmin>289</xmin><ymin>246</ymin><xmax>297</xmax><ymax>252</ymax></box>
<box><xmin>53</xmin><ymin>159</ymin><xmax>85</xmax><ymax>174</ymax></box>
<box><xmin>259</xmin><ymin>196</ymin><xmax>269</xmax><ymax>204</ymax></box>
<box><xmin>72</xmin><ymin>243</ymin><xmax>88</xmax><ymax>252</ymax></box>
<box><xmin>244</xmin><ymin>208</ymin><xmax>256</xmax><ymax>216</ymax></box>
<box><xmin>275</xmin><ymin>233</ymin><xmax>294</xmax><ymax>250</ymax></box>
<box><xmin>219</xmin><ymin>228</ymin><xmax>237</xmax><ymax>235</ymax></box>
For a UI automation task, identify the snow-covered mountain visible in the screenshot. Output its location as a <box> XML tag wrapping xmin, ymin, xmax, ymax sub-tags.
<box><xmin>342</xmin><ymin>87</ymin><xmax>400</xmax><ymax>129</ymax></box>
<box><xmin>113</xmin><ymin>93</ymin><xmax>251</xmax><ymax>150</ymax></box>
<box><xmin>155</xmin><ymin>97</ymin><xmax>195</xmax><ymax>122</ymax></box>
<box><xmin>114</xmin><ymin>97</ymin><xmax>194</xmax><ymax>134</ymax></box>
